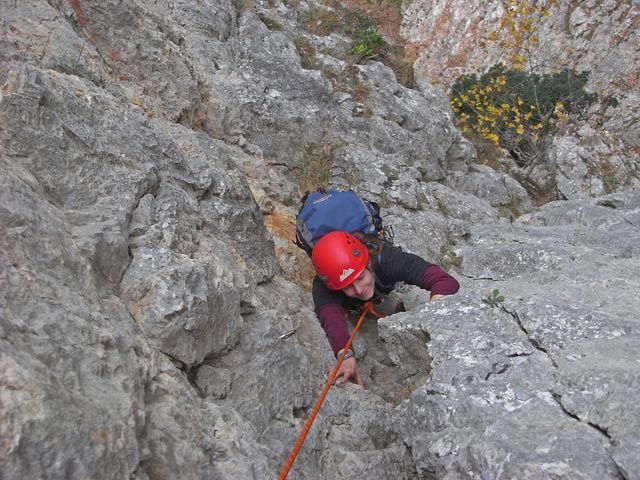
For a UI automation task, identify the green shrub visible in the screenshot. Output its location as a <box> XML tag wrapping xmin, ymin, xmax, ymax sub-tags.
<box><xmin>449</xmin><ymin>64</ymin><xmax>597</xmax><ymax>166</ymax></box>
<box><xmin>349</xmin><ymin>27</ymin><xmax>386</xmax><ymax>61</ymax></box>
<box><xmin>298</xmin><ymin>1</ymin><xmax>414</xmax><ymax>89</ymax></box>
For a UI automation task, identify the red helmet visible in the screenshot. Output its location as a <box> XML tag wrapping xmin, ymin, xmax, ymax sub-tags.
<box><xmin>312</xmin><ymin>231</ymin><xmax>369</xmax><ymax>290</ymax></box>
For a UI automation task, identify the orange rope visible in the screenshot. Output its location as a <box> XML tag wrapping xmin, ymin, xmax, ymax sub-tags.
<box><xmin>278</xmin><ymin>301</ymin><xmax>383</xmax><ymax>480</ymax></box>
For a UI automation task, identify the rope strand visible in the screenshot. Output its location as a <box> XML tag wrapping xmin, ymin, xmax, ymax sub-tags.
<box><xmin>277</xmin><ymin>302</ymin><xmax>382</xmax><ymax>479</ymax></box>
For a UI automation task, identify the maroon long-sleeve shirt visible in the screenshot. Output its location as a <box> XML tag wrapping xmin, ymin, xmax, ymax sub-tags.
<box><xmin>313</xmin><ymin>243</ymin><xmax>460</xmax><ymax>355</ymax></box>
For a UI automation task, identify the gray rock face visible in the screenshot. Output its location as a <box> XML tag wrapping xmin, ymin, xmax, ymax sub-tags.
<box><xmin>423</xmin><ymin>190</ymin><xmax>640</xmax><ymax>478</ymax></box>
<box><xmin>1</xmin><ymin>0</ymin><xmax>639</xmax><ymax>479</ymax></box>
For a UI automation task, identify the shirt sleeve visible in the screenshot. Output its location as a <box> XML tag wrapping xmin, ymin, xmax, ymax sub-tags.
<box><xmin>312</xmin><ymin>276</ymin><xmax>351</xmax><ymax>355</ymax></box>
<box><xmin>419</xmin><ymin>264</ymin><xmax>460</xmax><ymax>295</ymax></box>
<box><xmin>312</xmin><ymin>275</ymin><xmax>346</xmax><ymax>309</ymax></box>
<box><xmin>378</xmin><ymin>243</ymin><xmax>460</xmax><ymax>295</ymax></box>
<box><xmin>316</xmin><ymin>303</ymin><xmax>350</xmax><ymax>356</ymax></box>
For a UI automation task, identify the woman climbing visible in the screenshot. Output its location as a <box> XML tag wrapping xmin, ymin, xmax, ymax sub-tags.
<box><xmin>311</xmin><ymin>230</ymin><xmax>460</xmax><ymax>386</ymax></box>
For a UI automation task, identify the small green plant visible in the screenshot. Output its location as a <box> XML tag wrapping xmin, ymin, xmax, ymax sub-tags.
<box><xmin>439</xmin><ymin>240</ymin><xmax>461</xmax><ymax>272</ymax></box>
<box><xmin>349</xmin><ymin>78</ymin><xmax>370</xmax><ymax>102</ymax></box>
<box><xmin>234</xmin><ymin>0</ymin><xmax>256</xmax><ymax>13</ymax></box>
<box><xmin>300</xmin><ymin>7</ymin><xmax>342</xmax><ymax>36</ymax></box>
<box><xmin>301</xmin><ymin>3</ymin><xmax>375</xmax><ymax>39</ymax></box>
<box><xmin>383</xmin><ymin>44</ymin><xmax>417</xmax><ymax>89</ymax></box>
<box><xmin>603</xmin><ymin>174</ymin><xmax>621</xmax><ymax>193</ymax></box>
<box><xmin>482</xmin><ymin>289</ymin><xmax>505</xmax><ymax>308</ymax></box>
<box><xmin>437</xmin><ymin>199</ymin><xmax>450</xmax><ymax>216</ymax></box>
<box><xmin>588</xmin><ymin>157</ymin><xmax>624</xmax><ymax>194</ymax></box>
<box><xmin>292</xmin><ymin>36</ymin><xmax>318</xmax><ymax>70</ymax></box>
<box><xmin>603</xmin><ymin>95</ymin><xmax>620</xmax><ymax>108</ymax></box>
<box><xmin>329</xmin><ymin>65</ymin><xmax>371</xmax><ymax>102</ymax></box>
<box><xmin>378</xmin><ymin>191</ymin><xmax>390</xmax><ymax>208</ymax></box>
<box><xmin>338</xmin><ymin>5</ymin><xmax>377</xmax><ymax>35</ymax></box>
<box><xmin>258</xmin><ymin>14</ymin><xmax>283</xmax><ymax>31</ymax></box>
<box><xmin>294</xmin><ymin>143</ymin><xmax>336</xmax><ymax>193</ymax></box>
<box><xmin>498</xmin><ymin>193</ymin><xmax>524</xmax><ymax>222</ymax></box>
<box><xmin>349</xmin><ymin>27</ymin><xmax>386</xmax><ymax>61</ymax></box>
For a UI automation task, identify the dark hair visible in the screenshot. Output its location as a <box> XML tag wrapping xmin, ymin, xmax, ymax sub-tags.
<box><xmin>352</xmin><ymin>232</ymin><xmax>384</xmax><ymax>270</ymax></box>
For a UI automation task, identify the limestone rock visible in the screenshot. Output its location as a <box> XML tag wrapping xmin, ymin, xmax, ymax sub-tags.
<box><xmin>2</xmin><ymin>0</ymin><xmax>639</xmax><ymax>479</ymax></box>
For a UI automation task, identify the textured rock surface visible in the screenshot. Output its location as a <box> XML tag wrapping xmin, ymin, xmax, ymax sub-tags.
<box><xmin>1</xmin><ymin>0</ymin><xmax>639</xmax><ymax>479</ymax></box>
<box><xmin>396</xmin><ymin>189</ymin><xmax>640</xmax><ymax>478</ymax></box>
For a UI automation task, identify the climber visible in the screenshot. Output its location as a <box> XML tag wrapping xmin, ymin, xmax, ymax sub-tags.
<box><xmin>311</xmin><ymin>230</ymin><xmax>460</xmax><ymax>386</ymax></box>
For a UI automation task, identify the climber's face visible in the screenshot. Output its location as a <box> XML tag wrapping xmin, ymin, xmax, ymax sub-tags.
<box><xmin>342</xmin><ymin>268</ymin><xmax>375</xmax><ymax>300</ymax></box>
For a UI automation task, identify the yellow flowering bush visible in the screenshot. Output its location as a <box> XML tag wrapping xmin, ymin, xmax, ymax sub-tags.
<box><xmin>450</xmin><ymin>64</ymin><xmax>596</xmax><ymax>165</ymax></box>
<box><xmin>448</xmin><ymin>0</ymin><xmax>597</xmax><ymax>166</ymax></box>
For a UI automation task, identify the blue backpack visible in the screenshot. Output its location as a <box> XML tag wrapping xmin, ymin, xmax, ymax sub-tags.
<box><xmin>294</xmin><ymin>188</ymin><xmax>392</xmax><ymax>256</ymax></box>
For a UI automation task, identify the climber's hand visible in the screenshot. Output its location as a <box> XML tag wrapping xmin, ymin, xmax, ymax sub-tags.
<box><xmin>332</xmin><ymin>357</ymin><xmax>363</xmax><ymax>386</ymax></box>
